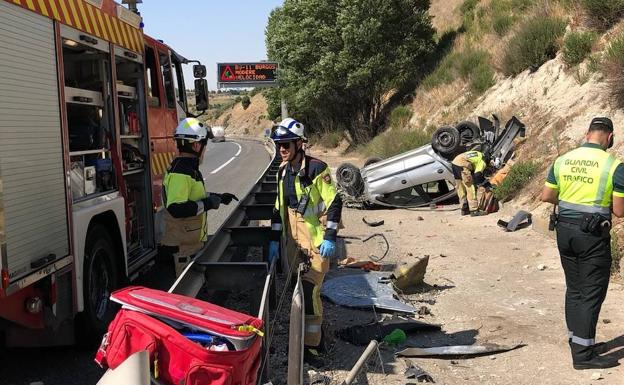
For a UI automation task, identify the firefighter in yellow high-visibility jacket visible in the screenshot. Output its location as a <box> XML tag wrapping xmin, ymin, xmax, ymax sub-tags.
<box><xmin>452</xmin><ymin>149</ymin><xmax>490</xmax><ymax>216</ymax></box>
<box><xmin>160</xmin><ymin>118</ymin><xmax>238</xmax><ymax>276</ymax></box>
<box><xmin>268</xmin><ymin>118</ymin><xmax>342</xmax><ymax>368</ymax></box>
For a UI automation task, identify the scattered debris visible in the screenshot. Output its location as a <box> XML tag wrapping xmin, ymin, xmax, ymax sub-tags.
<box><xmin>392</xmin><ymin>255</ymin><xmax>429</xmax><ymax>291</ymax></box>
<box><xmin>322</xmin><ymin>271</ymin><xmax>417</xmax><ymax>313</ymax></box>
<box><xmin>307</xmin><ymin>370</ymin><xmax>331</xmax><ymax>385</ymax></box>
<box><xmin>591</xmin><ymin>372</ymin><xmax>603</xmax><ymax>381</ymax></box>
<box><xmin>403</xmin><ymin>359</ymin><xmax>435</xmax><ymax>383</ymax></box>
<box><xmin>338</xmin><ymin>319</ymin><xmax>440</xmax><ymax>346</ymax></box>
<box><xmin>363</xmin><ymin>217</ymin><xmax>385</xmax><ymax>227</ymax></box>
<box><xmin>603</xmin><ymin>319</ymin><xmax>611</xmax><ymax>324</ymax></box>
<box><xmin>497</xmin><ymin>210</ymin><xmax>532</xmax><ymax>232</ymax></box>
<box><xmin>362</xmin><ymin>233</ymin><xmax>390</xmax><ymax>262</ymax></box>
<box><xmin>537</xmin><ymin>264</ymin><xmax>547</xmax><ymax>271</ymax></box>
<box><xmin>396</xmin><ymin>343</ymin><xmax>525</xmax><ymax>358</ymax></box>
<box><xmin>417</xmin><ymin>216</ymin><xmax>424</xmax><ymax>221</ymax></box>
<box><xmin>340</xmin><ymin>340</ymin><xmax>381</xmax><ymax>385</ymax></box>
<box><xmin>531</xmin><ymin>252</ymin><xmax>541</xmax><ymax>258</ymax></box>
<box><xmin>418</xmin><ymin>306</ymin><xmax>432</xmax><ymax>316</ymax></box>
<box><xmin>383</xmin><ymin>328</ymin><xmax>407</xmax><ymax>346</ymax></box>
<box><xmin>343</xmin><ymin>260</ymin><xmax>383</xmax><ymax>271</ymax></box>
<box><xmin>439</xmin><ymin>254</ymin><xmax>447</xmax><ymax>258</ymax></box>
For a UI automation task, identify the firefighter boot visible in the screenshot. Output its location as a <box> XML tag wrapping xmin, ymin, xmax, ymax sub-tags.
<box><xmin>573</xmin><ymin>354</ymin><xmax>619</xmax><ymax>370</ymax></box>
<box><xmin>461</xmin><ymin>203</ymin><xmax>470</xmax><ymax>216</ymax></box>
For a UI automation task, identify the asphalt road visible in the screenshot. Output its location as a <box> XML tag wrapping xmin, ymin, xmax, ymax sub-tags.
<box><xmin>0</xmin><ymin>138</ymin><xmax>272</xmax><ymax>385</ymax></box>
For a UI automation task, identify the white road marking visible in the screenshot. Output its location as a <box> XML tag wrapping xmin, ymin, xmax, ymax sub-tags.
<box><xmin>210</xmin><ymin>141</ymin><xmax>242</xmax><ymax>174</ymax></box>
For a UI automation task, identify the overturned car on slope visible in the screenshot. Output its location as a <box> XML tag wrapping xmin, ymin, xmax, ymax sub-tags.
<box><xmin>336</xmin><ymin>115</ymin><xmax>526</xmax><ymax>208</ymax></box>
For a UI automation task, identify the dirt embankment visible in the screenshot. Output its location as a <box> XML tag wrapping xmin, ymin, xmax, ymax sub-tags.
<box><xmin>211</xmin><ymin>94</ymin><xmax>273</xmax><ymax>138</ymax></box>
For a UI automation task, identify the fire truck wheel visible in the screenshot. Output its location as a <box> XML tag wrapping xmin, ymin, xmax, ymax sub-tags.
<box><xmin>78</xmin><ymin>224</ymin><xmax>119</xmax><ymax>344</ymax></box>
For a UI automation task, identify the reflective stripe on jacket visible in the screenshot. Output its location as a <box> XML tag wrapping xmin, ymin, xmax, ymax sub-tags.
<box><xmin>161</xmin><ymin>157</ymin><xmax>207</xmax><ymax>244</ymax></box>
<box><xmin>273</xmin><ymin>156</ymin><xmax>340</xmax><ymax>247</ymax></box>
<box><xmin>551</xmin><ymin>146</ymin><xmax>621</xmax><ymax>216</ymax></box>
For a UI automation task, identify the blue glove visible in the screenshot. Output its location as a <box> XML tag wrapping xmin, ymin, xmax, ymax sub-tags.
<box><xmin>319</xmin><ymin>239</ymin><xmax>336</xmax><ymax>259</ymax></box>
<box><xmin>268</xmin><ymin>241</ymin><xmax>280</xmax><ymax>265</ymax></box>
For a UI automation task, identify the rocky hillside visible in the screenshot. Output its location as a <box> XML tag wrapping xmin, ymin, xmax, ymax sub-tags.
<box><xmin>208</xmin><ymin>93</ymin><xmax>273</xmax><ymax>137</ymax></box>
<box><xmin>411</xmin><ymin>0</ymin><xmax>624</xmax><ymax>274</ymax></box>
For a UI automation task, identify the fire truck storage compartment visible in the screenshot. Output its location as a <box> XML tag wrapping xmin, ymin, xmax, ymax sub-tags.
<box><xmin>115</xmin><ymin>46</ymin><xmax>155</xmax><ymax>260</ymax></box>
<box><xmin>62</xmin><ymin>26</ymin><xmax>116</xmax><ymax>201</ymax></box>
<box><xmin>0</xmin><ymin>1</ymin><xmax>69</xmax><ymax>284</ymax></box>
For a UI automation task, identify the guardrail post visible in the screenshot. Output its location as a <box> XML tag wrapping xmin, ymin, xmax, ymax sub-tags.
<box><xmin>287</xmin><ymin>264</ymin><xmax>305</xmax><ymax>385</ymax></box>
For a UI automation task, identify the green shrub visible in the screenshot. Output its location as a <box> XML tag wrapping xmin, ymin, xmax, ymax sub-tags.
<box><xmin>493</xmin><ymin>161</ymin><xmax>540</xmax><ymax>201</ymax></box>
<box><xmin>604</xmin><ymin>34</ymin><xmax>624</xmax><ymax>106</ymax></box>
<box><xmin>492</xmin><ymin>13</ymin><xmax>515</xmax><ymax>36</ymax></box>
<box><xmin>587</xmin><ymin>53</ymin><xmax>602</xmax><ymax>73</ymax></box>
<box><xmin>362</xmin><ymin>128</ymin><xmax>434</xmax><ymax>158</ymax></box>
<box><xmin>389</xmin><ymin>106</ymin><xmax>413</xmax><ymax>129</ymax></box>
<box><xmin>318</xmin><ymin>131</ymin><xmax>343</xmax><ymax>148</ymax></box>
<box><xmin>562</xmin><ymin>31</ymin><xmax>597</xmax><ymax>66</ymax></box>
<box><xmin>470</xmin><ymin>63</ymin><xmax>496</xmax><ymax>93</ymax></box>
<box><xmin>421</xmin><ymin>52</ymin><xmax>459</xmax><ymax>89</ymax></box>
<box><xmin>510</xmin><ymin>0</ymin><xmax>534</xmax><ymax>10</ymax></box>
<box><xmin>502</xmin><ymin>17</ymin><xmax>567</xmax><ymax>76</ymax></box>
<box><xmin>460</xmin><ymin>0</ymin><xmax>480</xmax><ymax>15</ymax></box>
<box><xmin>422</xmin><ymin>48</ymin><xmax>494</xmax><ymax>95</ymax></box>
<box><xmin>241</xmin><ymin>95</ymin><xmax>251</xmax><ymax>110</ymax></box>
<box><xmin>581</xmin><ymin>0</ymin><xmax>624</xmax><ymax>29</ymax></box>
<box><xmin>457</xmin><ymin>48</ymin><xmax>489</xmax><ymax>78</ymax></box>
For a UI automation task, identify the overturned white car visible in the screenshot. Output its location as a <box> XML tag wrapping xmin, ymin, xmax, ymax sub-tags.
<box><xmin>336</xmin><ymin>115</ymin><xmax>526</xmax><ymax>208</ymax></box>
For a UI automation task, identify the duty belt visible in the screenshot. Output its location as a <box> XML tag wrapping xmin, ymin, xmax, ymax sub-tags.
<box><xmin>557</xmin><ymin>215</ymin><xmax>612</xmax><ymax>231</ymax></box>
<box><xmin>556</xmin><ymin>216</ymin><xmax>583</xmax><ymax>226</ymax></box>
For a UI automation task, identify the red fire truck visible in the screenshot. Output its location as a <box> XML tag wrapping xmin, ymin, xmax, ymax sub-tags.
<box><xmin>0</xmin><ymin>0</ymin><xmax>209</xmax><ymax>345</ymax></box>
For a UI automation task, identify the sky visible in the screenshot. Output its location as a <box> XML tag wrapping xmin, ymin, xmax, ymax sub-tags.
<box><xmin>140</xmin><ymin>0</ymin><xmax>283</xmax><ymax>90</ymax></box>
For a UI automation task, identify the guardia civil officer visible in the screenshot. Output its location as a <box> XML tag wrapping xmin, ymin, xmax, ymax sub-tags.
<box><xmin>160</xmin><ymin>118</ymin><xmax>238</xmax><ymax>277</ymax></box>
<box><xmin>541</xmin><ymin>117</ymin><xmax>624</xmax><ymax>369</ymax></box>
<box><xmin>268</xmin><ymin>118</ymin><xmax>343</xmax><ymax>367</ymax></box>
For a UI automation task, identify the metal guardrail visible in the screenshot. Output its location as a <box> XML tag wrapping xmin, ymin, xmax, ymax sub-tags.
<box><xmin>169</xmin><ymin>139</ymin><xmax>283</xmax><ymax>382</ymax></box>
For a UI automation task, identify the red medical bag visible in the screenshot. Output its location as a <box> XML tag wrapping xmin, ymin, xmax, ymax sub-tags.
<box><xmin>95</xmin><ymin>286</ymin><xmax>264</xmax><ymax>385</ymax></box>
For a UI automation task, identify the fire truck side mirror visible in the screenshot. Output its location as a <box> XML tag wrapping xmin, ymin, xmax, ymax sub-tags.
<box><xmin>193</xmin><ymin>64</ymin><xmax>207</xmax><ymax>79</ymax></box>
<box><xmin>195</xmin><ymin>79</ymin><xmax>209</xmax><ymax>112</ymax></box>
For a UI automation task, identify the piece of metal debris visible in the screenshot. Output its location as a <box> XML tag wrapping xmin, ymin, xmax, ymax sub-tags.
<box><xmin>362</xmin><ymin>233</ymin><xmax>389</xmax><ymax>262</ymax></box>
<box><xmin>337</xmin><ymin>319</ymin><xmax>441</xmax><ymax>346</ymax></box>
<box><xmin>497</xmin><ymin>210</ymin><xmax>532</xmax><ymax>232</ymax></box>
<box><xmin>393</xmin><ymin>256</ymin><xmax>429</xmax><ymax>290</ymax></box>
<box><xmin>396</xmin><ymin>343</ymin><xmax>525</xmax><ymax>358</ymax></box>
<box><xmin>340</xmin><ymin>340</ymin><xmax>380</xmax><ymax>385</ymax></box>
<box><xmin>418</xmin><ymin>306</ymin><xmax>431</xmax><ymax>316</ymax></box>
<box><xmin>404</xmin><ymin>359</ymin><xmax>435</xmax><ymax>383</ymax></box>
<box><xmin>363</xmin><ymin>217</ymin><xmax>385</xmax><ymax>227</ymax></box>
<box><xmin>322</xmin><ymin>271</ymin><xmax>417</xmax><ymax>313</ymax></box>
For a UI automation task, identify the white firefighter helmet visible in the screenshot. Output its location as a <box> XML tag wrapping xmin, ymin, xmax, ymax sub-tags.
<box><xmin>173</xmin><ymin>118</ymin><xmax>213</xmax><ymax>142</ymax></box>
<box><xmin>271</xmin><ymin>117</ymin><xmax>306</xmax><ymax>142</ymax></box>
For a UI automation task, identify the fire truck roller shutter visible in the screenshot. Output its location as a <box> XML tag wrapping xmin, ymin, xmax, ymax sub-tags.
<box><xmin>0</xmin><ymin>1</ymin><xmax>69</xmax><ymax>283</ymax></box>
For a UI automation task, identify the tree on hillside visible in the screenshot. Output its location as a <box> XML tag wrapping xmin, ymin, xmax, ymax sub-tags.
<box><xmin>265</xmin><ymin>0</ymin><xmax>435</xmax><ymax>142</ymax></box>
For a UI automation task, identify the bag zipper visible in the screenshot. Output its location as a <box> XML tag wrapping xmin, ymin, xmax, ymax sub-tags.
<box><xmin>113</xmin><ymin>301</ymin><xmax>258</xmax><ymax>348</ymax></box>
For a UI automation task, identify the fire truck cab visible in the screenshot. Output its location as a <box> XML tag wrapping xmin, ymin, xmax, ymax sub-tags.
<box><xmin>0</xmin><ymin>0</ymin><xmax>208</xmax><ymax>346</ymax></box>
